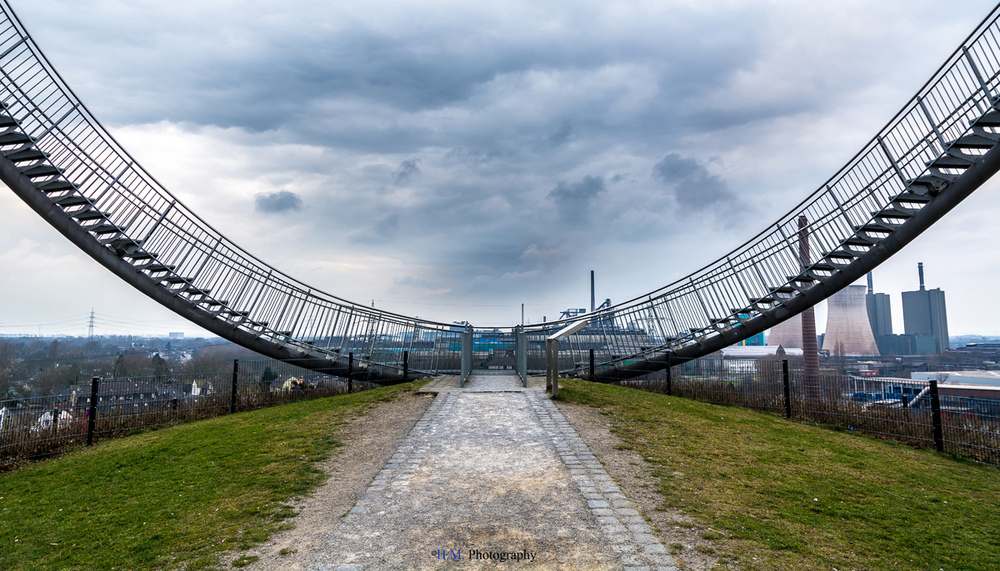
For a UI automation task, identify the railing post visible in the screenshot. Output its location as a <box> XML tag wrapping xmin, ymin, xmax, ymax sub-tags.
<box><xmin>230</xmin><ymin>359</ymin><xmax>239</xmax><ymax>414</ymax></box>
<box><xmin>551</xmin><ymin>338</ymin><xmax>560</xmax><ymax>399</ymax></box>
<box><xmin>348</xmin><ymin>352</ymin><xmax>354</xmax><ymax>394</ymax></box>
<box><xmin>783</xmin><ymin>360</ymin><xmax>791</xmax><ymax>419</ymax></box>
<box><xmin>589</xmin><ymin>348</ymin><xmax>595</xmax><ymax>382</ymax></box>
<box><xmin>87</xmin><ymin>376</ymin><xmax>99</xmax><ymax>446</ymax></box>
<box><xmin>666</xmin><ymin>353</ymin><xmax>673</xmax><ymax>396</ymax></box>
<box><xmin>402</xmin><ymin>350</ymin><xmax>409</xmax><ymax>382</ymax></box>
<box><xmin>516</xmin><ymin>326</ymin><xmax>527</xmax><ymax>387</ymax></box>
<box><xmin>460</xmin><ymin>326</ymin><xmax>473</xmax><ymax>387</ymax></box>
<box><xmin>545</xmin><ymin>339</ymin><xmax>553</xmax><ymax>392</ymax></box>
<box><xmin>930</xmin><ymin>380</ymin><xmax>944</xmax><ymax>452</ymax></box>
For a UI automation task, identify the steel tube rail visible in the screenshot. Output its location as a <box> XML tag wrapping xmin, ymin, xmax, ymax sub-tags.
<box><xmin>3</xmin><ymin>2</ymin><xmax>1000</xmax><ymax>384</ymax></box>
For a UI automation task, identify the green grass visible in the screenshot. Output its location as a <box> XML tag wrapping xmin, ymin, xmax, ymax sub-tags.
<box><xmin>0</xmin><ymin>382</ymin><xmax>422</xmax><ymax>571</ymax></box>
<box><xmin>557</xmin><ymin>378</ymin><xmax>1000</xmax><ymax>571</ymax></box>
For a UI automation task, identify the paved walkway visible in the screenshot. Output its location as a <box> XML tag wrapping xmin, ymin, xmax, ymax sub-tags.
<box><xmin>314</xmin><ymin>374</ymin><xmax>677</xmax><ymax>570</ymax></box>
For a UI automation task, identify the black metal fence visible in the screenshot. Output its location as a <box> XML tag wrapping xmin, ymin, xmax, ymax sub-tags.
<box><xmin>616</xmin><ymin>358</ymin><xmax>1000</xmax><ymax>468</ymax></box>
<box><xmin>0</xmin><ymin>359</ymin><xmax>379</xmax><ymax>469</ymax></box>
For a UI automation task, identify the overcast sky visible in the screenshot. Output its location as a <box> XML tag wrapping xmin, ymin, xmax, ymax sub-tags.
<box><xmin>2</xmin><ymin>0</ymin><xmax>1000</xmax><ymax>338</ymax></box>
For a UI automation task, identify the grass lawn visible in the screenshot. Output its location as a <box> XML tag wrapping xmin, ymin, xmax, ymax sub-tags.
<box><xmin>557</xmin><ymin>378</ymin><xmax>1000</xmax><ymax>571</ymax></box>
<box><xmin>0</xmin><ymin>382</ymin><xmax>420</xmax><ymax>571</ymax></box>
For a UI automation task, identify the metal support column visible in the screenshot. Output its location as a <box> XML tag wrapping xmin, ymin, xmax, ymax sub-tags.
<box><xmin>515</xmin><ymin>326</ymin><xmax>527</xmax><ymax>387</ymax></box>
<box><xmin>547</xmin><ymin>338</ymin><xmax>560</xmax><ymax>398</ymax></box>
<box><xmin>460</xmin><ymin>325</ymin><xmax>473</xmax><ymax>387</ymax></box>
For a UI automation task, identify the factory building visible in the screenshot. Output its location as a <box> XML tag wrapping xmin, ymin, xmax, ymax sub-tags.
<box><xmin>901</xmin><ymin>263</ymin><xmax>950</xmax><ymax>354</ymax></box>
<box><xmin>865</xmin><ymin>272</ymin><xmax>892</xmax><ymax>339</ymax></box>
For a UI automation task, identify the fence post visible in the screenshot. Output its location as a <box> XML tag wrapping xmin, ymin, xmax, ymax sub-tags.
<box><xmin>930</xmin><ymin>380</ymin><xmax>944</xmax><ymax>452</ymax></box>
<box><xmin>87</xmin><ymin>376</ymin><xmax>99</xmax><ymax>446</ymax></box>
<box><xmin>403</xmin><ymin>350</ymin><xmax>409</xmax><ymax>382</ymax></box>
<box><xmin>348</xmin><ymin>352</ymin><xmax>354</xmax><ymax>394</ymax></box>
<box><xmin>666</xmin><ymin>353</ymin><xmax>673</xmax><ymax>396</ymax></box>
<box><xmin>52</xmin><ymin>407</ymin><xmax>58</xmax><ymax>432</ymax></box>
<box><xmin>231</xmin><ymin>359</ymin><xmax>239</xmax><ymax>414</ymax></box>
<box><xmin>783</xmin><ymin>360</ymin><xmax>791</xmax><ymax>419</ymax></box>
<box><xmin>589</xmin><ymin>348</ymin><xmax>595</xmax><ymax>382</ymax></box>
<box><xmin>547</xmin><ymin>339</ymin><xmax>553</xmax><ymax>391</ymax></box>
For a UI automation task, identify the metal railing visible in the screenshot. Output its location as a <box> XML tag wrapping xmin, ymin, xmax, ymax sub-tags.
<box><xmin>616</xmin><ymin>358</ymin><xmax>1000</xmax><ymax>468</ymax></box>
<box><xmin>0</xmin><ymin>359</ymin><xmax>378</xmax><ymax>468</ymax></box>
<box><xmin>3</xmin><ymin>1</ymin><xmax>1000</xmax><ymax>382</ymax></box>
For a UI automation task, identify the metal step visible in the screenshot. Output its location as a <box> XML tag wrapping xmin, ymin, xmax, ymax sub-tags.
<box><xmin>103</xmin><ymin>237</ymin><xmax>140</xmax><ymax>250</ymax></box>
<box><xmin>71</xmin><ymin>208</ymin><xmax>105</xmax><ymax>221</ymax></box>
<box><xmin>86</xmin><ymin>223</ymin><xmax>124</xmax><ymax>235</ymax></box>
<box><xmin>928</xmin><ymin>153</ymin><xmax>975</xmax><ymax>169</ymax></box>
<box><xmin>0</xmin><ymin>131</ymin><xmax>32</xmax><ymax>146</ymax></box>
<box><xmin>0</xmin><ymin>115</ymin><xmax>15</xmax><ymax>128</ymax></box>
<box><xmin>874</xmin><ymin>206</ymin><xmax>913</xmax><ymax>221</ymax></box>
<box><xmin>38</xmin><ymin>180</ymin><xmax>75</xmax><ymax>193</ymax></box>
<box><xmin>52</xmin><ymin>194</ymin><xmax>92</xmax><ymax>207</ymax></box>
<box><xmin>906</xmin><ymin>174</ymin><xmax>952</xmax><ymax>195</ymax></box>
<box><xmin>807</xmin><ymin>261</ymin><xmax>837</xmax><ymax>272</ymax></box>
<box><xmin>845</xmin><ymin>234</ymin><xmax>877</xmax><ymax>247</ymax></box>
<box><xmin>20</xmin><ymin>164</ymin><xmax>60</xmax><ymax>178</ymax></box>
<box><xmin>825</xmin><ymin>249</ymin><xmax>858</xmax><ymax>261</ymax></box>
<box><xmin>136</xmin><ymin>262</ymin><xmax>173</xmax><ymax>274</ymax></box>
<box><xmin>972</xmin><ymin>109</ymin><xmax>1000</xmax><ymax>127</ymax></box>
<box><xmin>124</xmin><ymin>250</ymin><xmax>155</xmax><ymax>261</ymax></box>
<box><xmin>182</xmin><ymin>287</ymin><xmax>210</xmax><ymax>298</ymax></box>
<box><xmin>3</xmin><ymin>147</ymin><xmax>45</xmax><ymax>163</ymax></box>
<box><xmin>949</xmin><ymin>133</ymin><xmax>999</xmax><ymax>148</ymax></box>
<box><xmin>893</xmin><ymin>190</ymin><xmax>932</xmax><ymax>205</ymax></box>
<box><xmin>857</xmin><ymin>222</ymin><xmax>895</xmax><ymax>234</ymax></box>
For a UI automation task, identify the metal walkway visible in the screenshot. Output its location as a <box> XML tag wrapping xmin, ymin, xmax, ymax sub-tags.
<box><xmin>3</xmin><ymin>1</ymin><xmax>1000</xmax><ymax>382</ymax></box>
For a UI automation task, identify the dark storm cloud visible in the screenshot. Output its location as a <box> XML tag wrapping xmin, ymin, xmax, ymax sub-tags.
<box><xmin>548</xmin><ymin>176</ymin><xmax>606</xmax><ymax>221</ymax></box>
<box><xmin>19</xmin><ymin>1</ymin><xmax>772</xmax><ymax>151</ymax></box>
<box><xmin>12</xmin><ymin>0</ymin><xmax>997</xmax><ymax>329</ymax></box>
<box><xmin>393</xmin><ymin>159</ymin><xmax>420</xmax><ymax>186</ymax></box>
<box><xmin>652</xmin><ymin>154</ymin><xmax>736</xmax><ymax>211</ymax></box>
<box><xmin>549</xmin><ymin>122</ymin><xmax>573</xmax><ymax>146</ymax></box>
<box><xmin>254</xmin><ymin>190</ymin><xmax>303</xmax><ymax>213</ymax></box>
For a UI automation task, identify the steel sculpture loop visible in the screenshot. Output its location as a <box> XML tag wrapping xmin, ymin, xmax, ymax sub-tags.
<box><xmin>3</xmin><ymin>2</ymin><xmax>1000</xmax><ymax>383</ymax></box>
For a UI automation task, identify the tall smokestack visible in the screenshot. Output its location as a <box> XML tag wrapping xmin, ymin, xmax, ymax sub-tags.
<box><xmin>590</xmin><ymin>270</ymin><xmax>595</xmax><ymax>312</ymax></box>
<box><xmin>867</xmin><ymin>272</ymin><xmax>874</xmax><ymax>295</ymax></box>
<box><xmin>918</xmin><ymin>262</ymin><xmax>925</xmax><ymax>291</ymax></box>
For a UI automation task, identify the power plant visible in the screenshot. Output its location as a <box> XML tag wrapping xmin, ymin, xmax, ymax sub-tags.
<box><xmin>902</xmin><ymin>262</ymin><xmax>950</xmax><ymax>353</ymax></box>
<box><xmin>823</xmin><ymin>285</ymin><xmax>879</xmax><ymax>356</ymax></box>
<box><xmin>767</xmin><ymin>313</ymin><xmax>803</xmax><ymax>349</ymax></box>
<box><xmin>765</xmin><ymin>267</ymin><xmax>950</xmax><ymax>356</ymax></box>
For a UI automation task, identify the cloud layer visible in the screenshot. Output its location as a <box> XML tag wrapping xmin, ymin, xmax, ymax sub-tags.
<box><xmin>2</xmin><ymin>0</ymin><xmax>1000</xmax><ymax>334</ymax></box>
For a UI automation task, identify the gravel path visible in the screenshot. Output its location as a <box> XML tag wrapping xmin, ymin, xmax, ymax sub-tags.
<box><xmin>241</xmin><ymin>375</ymin><xmax>683</xmax><ymax>570</ymax></box>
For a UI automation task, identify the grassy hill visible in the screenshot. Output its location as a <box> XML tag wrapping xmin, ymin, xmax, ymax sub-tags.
<box><xmin>557</xmin><ymin>378</ymin><xmax>1000</xmax><ymax>570</ymax></box>
<box><xmin>0</xmin><ymin>382</ymin><xmax>419</xmax><ymax>571</ymax></box>
<box><xmin>1</xmin><ymin>378</ymin><xmax>997</xmax><ymax>570</ymax></box>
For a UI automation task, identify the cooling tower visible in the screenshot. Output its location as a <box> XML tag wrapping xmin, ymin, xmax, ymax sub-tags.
<box><xmin>823</xmin><ymin>285</ymin><xmax>879</xmax><ymax>356</ymax></box>
<box><xmin>767</xmin><ymin>313</ymin><xmax>803</xmax><ymax>349</ymax></box>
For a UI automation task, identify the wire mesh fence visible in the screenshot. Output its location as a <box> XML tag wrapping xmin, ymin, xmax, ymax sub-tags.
<box><xmin>616</xmin><ymin>358</ymin><xmax>1000</xmax><ymax>468</ymax></box>
<box><xmin>0</xmin><ymin>358</ymin><xmax>378</xmax><ymax>469</ymax></box>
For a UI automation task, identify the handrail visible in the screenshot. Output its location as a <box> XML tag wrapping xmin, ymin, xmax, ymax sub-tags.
<box><xmin>2</xmin><ymin>2</ymin><xmax>1000</xmax><ymax>382</ymax></box>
